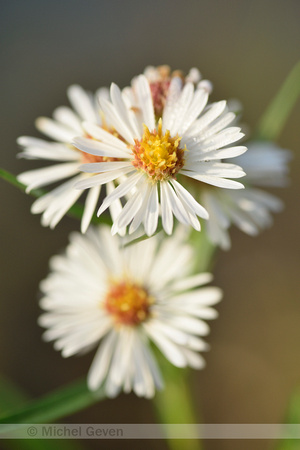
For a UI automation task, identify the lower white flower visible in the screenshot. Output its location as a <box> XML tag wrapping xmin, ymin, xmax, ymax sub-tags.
<box><xmin>198</xmin><ymin>141</ymin><xmax>292</xmax><ymax>249</ymax></box>
<box><xmin>38</xmin><ymin>226</ymin><xmax>222</xmax><ymax>398</ymax></box>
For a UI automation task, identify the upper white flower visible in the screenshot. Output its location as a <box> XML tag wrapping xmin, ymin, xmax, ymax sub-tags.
<box><xmin>17</xmin><ymin>85</ymin><xmax>125</xmax><ymax>233</ymax></box>
<box><xmin>39</xmin><ymin>226</ymin><xmax>222</xmax><ymax>398</ymax></box>
<box><xmin>198</xmin><ymin>141</ymin><xmax>292</xmax><ymax>249</ymax></box>
<box><xmin>74</xmin><ymin>74</ymin><xmax>247</xmax><ymax>236</ymax></box>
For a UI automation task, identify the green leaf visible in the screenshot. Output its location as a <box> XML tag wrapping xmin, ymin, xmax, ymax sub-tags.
<box><xmin>276</xmin><ymin>388</ymin><xmax>300</xmax><ymax>450</ymax></box>
<box><xmin>0</xmin><ymin>375</ymin><xmax>84</xmax><ymax>450</ymax></box>
<box><xmin>256</xmin><ymin>60</ymin><xmax>300</xmax><ymax>141</ymax></box>
<box><xmin>0</xmin><ymin>168</ymin><xmax>112</xmax><ymax>227</ymax></box>
<box><xmin>0</xmin><ymin>378</ymin><xmax>105</xmax><ymax>433</ymax></box>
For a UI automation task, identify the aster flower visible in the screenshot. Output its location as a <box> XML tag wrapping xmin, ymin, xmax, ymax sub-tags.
<box><xmin>198</xmin><ymin>141</ymin><xmax>292</xmax><ymax>250</ymax></box>
<box><xmin>38</xmin><ymin>226</ymin><xmax>222</xmax><ymax>398</ymax></box>
<box><xmin>123</xmin><ymin>65</ymin><xmax>213</xmax><ymax>117</ymax></box>
<box><xmin>74</xmin><ymin>73</ymin><xmax>247</xmax><ymax>236</ymax></box>
<box><xmin>17</xmin><ymin>85</ymin><xmax>124</xmax><ymax>233</ymax></box>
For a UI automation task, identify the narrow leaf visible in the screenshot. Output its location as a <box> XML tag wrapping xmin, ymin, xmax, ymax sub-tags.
<box><xmin>0</xmin><ymin>168</ymin><xmax>112</xmax><ymax>226</ymax></box>
<box><xmin>256</xmin><ymin>60</ymin><xmax>300</xmax><ymax>140</ymax></box>
<box><xmin>0</xmin><ymin>378</ymin><xmax>105</xmax><ymax>433</ymax></box>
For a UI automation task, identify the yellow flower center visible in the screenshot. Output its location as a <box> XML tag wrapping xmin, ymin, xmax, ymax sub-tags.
<box><xmin>104</xmin><ymin>280</ymin><xmax>154</xmax><ymax>326</ymax></box>
<box><xmin>131</xmin><ymin>119</ymin><xmax>186</xmax><ymax>181</ymax></box>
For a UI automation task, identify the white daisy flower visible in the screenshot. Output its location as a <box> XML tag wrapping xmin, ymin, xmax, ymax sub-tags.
<box><xmin>38</xmin><ymin>226</ymin><xmax>222</xmax><ymax>398</ymax></box>
<box><xmin>123</xmin><ymin>65</ymin><xmax>213</xmax><ymax>118</ymax></box>
<box><xmin>17</xmin><ymin>85</ymin><xmax>124</xmax><ymax>233</ymax></box>
<box><xmin>74</xmin><ymin>74</ymin><xmax>247</xmax><ymax>236</ymax></box>
<box><xmin>198</xmin><ymin>141</ymin><xmax>292</xmax><ymax>250</ymax></box>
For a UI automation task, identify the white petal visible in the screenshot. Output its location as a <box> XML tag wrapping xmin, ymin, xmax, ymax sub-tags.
<box><xmin>73</xmin><ymin>136</ymin><xmax>131</xmax><ymax>159</ymax></box>
<box><xmin>160</xmin><ymin>181</ymin><xmax>174</xmax><ymax>235</ymax></box>
<box><xmin>67</xmin><ymin>84</ymin><xmax>99</xmax><ymax>123</ymax></box>
<box><xmin>81</xmin><ymin>185</ymin><xmax>101</xmax><ymax>233</ymax></box>
<box><xmin>82</xmin><ymin>121</ymin><xmax>131</xmax><ymax>152</ymax></box>
<box><xmin>17</xmin><ymin>162</ymin><xmax>79</xmax><ymax>192</ymax></box>
<box><xmin>75</xmin><ymin>167</ymin><xmax>135</xmax><ymax>190</ymax></box>
<box><xmin>87</xmin><ymin>331</ymin><xmax>117</xmax><ymax>391</ymax></box>
<box><xmin>135</xmin><ymin>75</ymin><xmax>155</xmax><ymax>130</ymax></box>
<box><xmin>170</xmin><ymin>179</ymin><xmax>209</xmax><ymax>219</ymax></box>
<box><xmin>143</xmin><ymin>184</ymin><xmax>159</xmax><ymax>236</ymax></box>
<box><xmin>36</xmin><ymin>117</ymin><xmax>78</xmax><ymax>143</ymax></box>
<box><xmin>53</xmin><ymin>106</ymin><xmax>83</xmax><ymax>133</ymax></box>
<box><xmin>80</xmin><ymin>161</ymin><xmax>133</xmax><ymax>173</ymax></box>
<box><xmin>97</xmin><ymin>172</ymin><xmax>144</xmax><ymax>216</ymax></box>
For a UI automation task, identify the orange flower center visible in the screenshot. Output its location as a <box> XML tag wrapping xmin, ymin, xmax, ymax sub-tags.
<box><xmin>131</xmin><ymin>119</ymin><xmax>186</xmax><ymax>182</ymax></box>
<box><xmin>104</xmin><ymin>280</ymin><xmax>154</xmax><ymax>326</ymax></box>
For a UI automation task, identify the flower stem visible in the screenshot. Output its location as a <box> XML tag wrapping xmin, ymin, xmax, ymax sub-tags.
<box><xmin>152</xmin><ymin>357</ymin><xmax>203</xmax><ymax>450</ymax></box>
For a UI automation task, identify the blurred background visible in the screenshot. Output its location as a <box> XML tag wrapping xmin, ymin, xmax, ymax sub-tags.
<box><xmin>1</xmin><ymin>0</ymin><xmax>300</xmax><ymax>449</ymax></box>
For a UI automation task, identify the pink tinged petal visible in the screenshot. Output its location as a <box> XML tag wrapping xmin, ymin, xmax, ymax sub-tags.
<box><xmin>99</xmin><ymin>98</ymin><xmax>135</xmax><ymax>145</ymax></box>
<box><xmin>170</xmin><ymin>179</ymin><xmax>209</xmax><ymax>219</ymax></box>
<box><xmin>169</xmin><ymin>82</ymin><xmax>194</xmax><ymax>136</ymax></box>
<box><xmin>53</xmin><ymin>106</ymin><xmax>83</xmax><ymax>133</ymax></box>
<box><xmin>144</xmin><ymin>185</ymin><xmax>159</xmax><ymax>236</ymax></box>
<box><xmin>36</xmin><ymin>117</ymin><xmax>78</xmax><ymax>143</ymax></box>
<box><xmin>17</xmin><ymin>162</ymin><xmax>79</xmax><ymax>192</ymax></box>
<box><xmin>75</xmin><ymin>166</ymin><xmax>135</xmax><ymax>190</ymax></box>
<box><xmin>67</xmin><ymin>84</ymin><xmax>99</xmax><ymax>124</ymax></box>
<box><xmin>143</xmin><ymin>323</ymin><xmax>187</xmax><ymax>368</ymax></box>
<box><xmin>97</xmin><ymin>172</ymin><xmax>145</xmax><ymax>216</ymax></box>
<box><xmin>81</xmin><ymin>185</ymin><xmax>101</xmax><ymax>233</ymax></box>
<box><xmin>87</xmin><ymin>330</ymin><xmax>118</xmax><ymax>391</ymax></box>
<box><xmin>135</xmin><ymin>75</ymin><xmax>155</xmax><ymax>131</ymax></box>
<box><xmin>162</xmin><ymin>77</ymin><xmax>183</xmax><ymax>132</ymax></box>
<box><xmin>73</xmin><ymin>136</ymin><xmax>131</xmax><ymax>159</ymax></box>
<box><xmin>110</xmin><ymin>83</ymin><xmax>141</xmax><ymax>139</ymax></box>
<box><xmin>82</xmin><ymin>122</ymin><xmax>131</xmax><ymax>152</ymax></box>
<box><xmin>160</xmin><ymin>181</ymin><xmax>174</xmax><ymax>235</ymax></box>
<box><xmin>178</xmin><ymin>88</ymin><xmax>209</xmax><ymax>135</ymax></box>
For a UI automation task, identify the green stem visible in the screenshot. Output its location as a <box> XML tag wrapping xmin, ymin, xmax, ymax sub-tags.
<box><xmin>152</xmin><ymin>361</ymin><xmax>203</xmax><ymax>450</ymax></box>
<box><xmin>0</xmin><ymin>378</ymin><xmax>104</xmax><ymax>433</ymax></box>
<box><xmin>256</xmin><ymin>60</ymin><xmax>300</xmax><ymax>141</ymax></box>
<box><xmin>0</xmin><ymin>168</ymin><xmax>112</xmax><ymax>226</ymax></box>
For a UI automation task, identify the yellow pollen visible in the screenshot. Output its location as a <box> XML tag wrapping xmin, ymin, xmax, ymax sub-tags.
<box><xmin>104</xmin><ymin>280</ymin><xmax>154</xmax><ymax>326</ymax></box>
<box><xmin>131</xmin><ymin>119</ymin><xmax>186</xmax><ymax>181</ymax></box>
